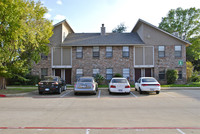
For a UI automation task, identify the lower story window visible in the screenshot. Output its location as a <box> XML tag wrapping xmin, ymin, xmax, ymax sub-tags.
<box><xmin>178</xmin><ymin>70</ymin><xmax>182</xmax><ymax>80</ymax></box>
<box><xmin>76</xmin><ymin>69</ymin><xmax>83</xmax><ymax>80</ymax></box>
<box><xmin>106</xmin><ymin>68</ymin><xmax>113</xmax><ymax>80</ymax></box>
<box><xmin>41</xmin><ymin>68</ymin><xmax>48</xmax><ymax>80</ymax></box>
<box><xmin>123</xmin><ymin>68</ymin><xmax>130</xmax><ymax>79</ymax></box>
<box><xmin>159</xmin><ymin>70</ymin><xmax>165</xmax><ymax>80</ymax></box>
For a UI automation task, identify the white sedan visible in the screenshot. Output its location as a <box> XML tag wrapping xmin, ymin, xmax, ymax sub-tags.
<box><xmin>109</xmin><ymin>78</ymin><xmax>131</xmax><ymax>94</ymax></box>
<box><xmin>135</xmin><ymin>77</ymin><xmax>161</xmax><ymax>94</ymax></box>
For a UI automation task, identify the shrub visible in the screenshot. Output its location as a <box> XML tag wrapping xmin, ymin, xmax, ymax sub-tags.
<box><xmin>166</xmin><ymin>69</ymin><xmax>178</xmax><ymax>84</ymax></box>
<box><xmin>114</xmin><ymin>73</ymin><xmax>122</xmax><ymax>77</ymax></box>
<box><xmin>95</xmin><ymin>74</ymin><xmax>105</xmax><ymax>85</ymax></box>
<box><xmin>186</xmin><ymin>61</ymin><xmax>194</xmax><ymax>81</ymax></box>
<box><xmin>190</xmin><ymin>71</ymin><xmax>200</xmax><ymax>82</ymax></box>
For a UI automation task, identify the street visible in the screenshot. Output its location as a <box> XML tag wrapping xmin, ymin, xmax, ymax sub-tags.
<box><xmin>0</xmin><ymin>89</ymin><xmax>200</xmax><ymax>134</ymax></box>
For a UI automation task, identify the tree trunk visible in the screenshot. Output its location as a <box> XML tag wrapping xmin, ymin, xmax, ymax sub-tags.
<box><xmin>0</xmin><ymin>77</ymin><xmax>6</xmax><ymax>90</ymax></box>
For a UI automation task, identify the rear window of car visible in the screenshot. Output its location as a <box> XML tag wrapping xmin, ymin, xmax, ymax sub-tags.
<box><xmin>112</xmin><ymin>79</ymin><xmax>127</xmax><ymax>83</ymax></box>
<box><xmin>78</xmin><ymin>78</ymin><xmax>93</xmax><ymax>82</ymax></box>
<box><xmin>142</xmin><ymin>78</ymin><xmax>157</xmax><ymax>82</ymax></box>
<box><xmin>44</xmin><ymin>77</ymin><xmax>58</xmax><ymax>81</ymax></box>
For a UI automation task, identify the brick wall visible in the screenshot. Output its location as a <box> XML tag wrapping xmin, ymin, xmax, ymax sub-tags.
<box><xmin>72</xmin><ymin>46</ymin><xmax>134</xmax><ymax>84</ymax></box>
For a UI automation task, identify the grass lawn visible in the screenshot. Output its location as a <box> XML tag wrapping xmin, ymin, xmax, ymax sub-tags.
<box><xmin>0</xmin><ymin>86</ymin><xmax>37</xmax><ymax>94</ymax></box>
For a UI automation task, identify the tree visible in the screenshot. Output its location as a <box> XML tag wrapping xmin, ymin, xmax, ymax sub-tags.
<box><xmin>159</xmin><ymin>7</ymin><xmax>200</xmax><ymax>40</ymax></box>
<box><xmin>0</xmin><ymin>0</ymin><xmax>53</xmax><ymax>89</ymax></box>
<box><xmin>159</xmin><ymin>7</ymin><xmax>200</xmax><ymax>69</ymax></box>
<box><xmin>112</xmin><ymin>23</ymin><xmax>127</xmax><ymax>33</ymax></box>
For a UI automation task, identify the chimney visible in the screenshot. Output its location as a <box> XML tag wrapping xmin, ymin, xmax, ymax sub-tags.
<box><xmin>101</xmin><ymin>24</ymin><xmax>106</xmax><ymax>35</ymax></box>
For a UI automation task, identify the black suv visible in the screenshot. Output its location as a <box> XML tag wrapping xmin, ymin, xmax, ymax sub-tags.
<box><xmin>38</xmin><ymin>76</ymin><xmax>66</xmax><ymax>94</ymax></box>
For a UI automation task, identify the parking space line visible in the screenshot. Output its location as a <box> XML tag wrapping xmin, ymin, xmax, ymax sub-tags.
<box><xmin>177</xmin><ymin>129</ymin><xmax>185</xmax><ymax>134</ymax></box>
<box><xmin>130</xmin><ymin>92</ymin><xmax>138</xmax><ymax>98</ymax></box>
<box><xmin>60</xmin><ymin>90</ymin><xmax>73</xmax><ymax>98</ymax></box>
<box><xmin>86</xmin><ymin>129</ymin><xmax>90</xmax><ymax>134</ymax></box>
<box><xmin>98</xmin><ymin>90</ymin><xmax>101</xmax><ymax>98</ymax></box>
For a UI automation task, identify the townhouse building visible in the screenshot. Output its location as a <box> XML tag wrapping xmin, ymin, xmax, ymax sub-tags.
<box><xmin>32</xmin><ymin>19</ymin><xmax>190</xmax><ymax>84</ymax></box>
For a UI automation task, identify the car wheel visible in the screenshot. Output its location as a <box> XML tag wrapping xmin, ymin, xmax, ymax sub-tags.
<box><xmin>139</xmin><ymin>88</ymin><xmax>143</xmax><ymax>94</ymax></box>
<box><xmin>39</xmin><ymin>91</ymin><xmax>43</xmax><ymax>95</ymax></box>
<box><xmin>135</xmin><ymin>87</ymin><xmax>137</xmax><ymax>91</ymax></box>
<box><xmin>156</xmin><ymin>91</ymin><xmax>160</xmax><ymax>94</ymax></box>
<box><xmin>93</xmin><ymin>91</ymin><xmax>97</xmax><ymax>95</ymax></box>
<box><xmin>58</xmin><ymin>87</ymin><xmax>62</xmax><ymax>94</ymax></box>
<box><xmin>74</xmin><ymin>92</ymin><xmax>78</xmax><ymax>95</ymax></box>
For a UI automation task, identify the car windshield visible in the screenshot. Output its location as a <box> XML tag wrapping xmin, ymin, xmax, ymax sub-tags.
<box><xmin>142</xmin><ymin>78</ymin><xmax>157</xmax><ymax>82</ymax></box>
<box><xmin>78</xmin><ymin>78</ymin><xmax>93</xmax><ymax>82</ymax></box>
<box><xmin>44</xmin><ymin>76</ymin><xmax>58</xmax><ymax>81</ymax></box>
<box><xmin>112</xmin><ymin>79</ymin><xmax>127</xmax><ymax>83</ymax></box>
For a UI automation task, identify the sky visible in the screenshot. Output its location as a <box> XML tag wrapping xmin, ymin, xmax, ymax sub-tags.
<box><xmin>38</xmin><ymin>0</ymin><xmax>200</xmax><ymax>33</ymax></box>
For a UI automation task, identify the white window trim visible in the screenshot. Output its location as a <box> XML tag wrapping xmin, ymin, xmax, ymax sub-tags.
<box><xmin>133</xmin><ymin>46</ymin><xmax>154</xmax><ymax>67</ymax></box>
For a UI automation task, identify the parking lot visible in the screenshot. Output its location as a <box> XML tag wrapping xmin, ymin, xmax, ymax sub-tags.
<box><xmin>0</xmin><ymin>89</ymin><xmax>200</xmax><ymax>134</ymax></box>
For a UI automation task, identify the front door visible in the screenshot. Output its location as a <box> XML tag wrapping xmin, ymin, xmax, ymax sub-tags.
<box><xmin>55</xmin><ymin>69</ymin><xmax>61</xmax><ymax>78</ymax></box>
<box><xmin>135</xmin><ymin>69</ymin><xmax>141</xmax><ymax>82</ymax></box>
<box><xmin>145</xmin><ymin>68</ymin><xmax>151</xmax><ymax>77</ymax></box>
<box><xmin>65</xmin><ymin>69</ymin><xmax>72</xmax><ymax>84</ymax></box>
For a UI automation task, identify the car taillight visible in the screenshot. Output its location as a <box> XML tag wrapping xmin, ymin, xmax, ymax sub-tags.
<box><xmin>110</xmin><ymin>85</ymin><xmax>116</xmax><ymax>88</ymax></box>
<box><xmin>38</xmin><ymin>82</ymin><xmax>43</xmax><ymax>85</ymax></box>
<box><xmin>142</xmin><ymin>84</ymin><xmax>149</xmax><ymax>86</ymax></box>
<box><xmin>155</xmin><ymin>84</ymin><xmax>160</xmax><ymax>86</ymax></box>
<box><xmin>52</xmin><ymin>82</ymin><xmax>58</xmax><ymax>85</ymax></box>
<box><xmin>125</xmin><ymin>85</ymin><xmax>130</xmax><ymax>88</ymax></box>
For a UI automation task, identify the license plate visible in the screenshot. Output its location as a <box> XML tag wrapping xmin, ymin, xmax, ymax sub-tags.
<box><xmin>150</xmin><ymin>88</ymin><xmax>155</xmax><ymax>91</ymax></box>
<box><xmin>45</xmin><ymin>88</ymin><xmax>50</xmax><ymax>91</ymax></box>
<box><xmin>118</xmin><ymin>89</ymin><xmax>123</xmax><ymax>91</ymax></box>
<box><xmin>81</xmin><ymin>85</ymin><xmax>87</xmax><ymax>88</ymax></box>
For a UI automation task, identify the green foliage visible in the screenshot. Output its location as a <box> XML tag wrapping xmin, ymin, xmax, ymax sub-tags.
<box><xmin>8</xmin><ymin>75</ymin><xmax>40</xmax><ymax>85</ymax></box>
<box><xmin>166</xmin><ymin>69</ymin><xmax>178</xmax><ymax>84</ymax></box>
<box><xmin>0</xmin><ymin>0</ymin><xmax>53</xmax><ymax>82</ymax></box>
<box><xmin>114</xmin><ymin>73</ymin><xmax>122</xmax><ymax>77</ymax></box>
<box><xmin>186</xmin><ymin>61</ymin><xmax>193</xmax><ymax>81</ymax></box>
<box><xmin>112</xmin><ymin>23</ymin><xmax>127</xmax><ymax>33</ymax></box>
<box><xmin>190</xmin><ymin>71</ymin><xmax>200</xmax><ymax>82</ymax></box>
<box><xmin>94</xmin><ymin>74</ymin><xmax>105</xmax><ymax>85</ymax></box>
<box><xmin>159</xmin><ymin>7</ymin><xmax>200</xmax><ymax>40</ymax></box>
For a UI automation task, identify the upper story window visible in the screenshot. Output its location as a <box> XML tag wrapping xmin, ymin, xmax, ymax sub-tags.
<box><xmin>76</xmin><ymin>47</ymin><xmax>83</xmax><ymax>59</ymax></box>
<box><xmin>93</xmin><ymin>46</ymin><xmax>100</xmax><ymax>58</ymax></box>
<box><xmin>106</xmin><ymin>46</ymin><xmax>113</xmax><ymax>58</ymax></box>
<box><xmin>41</xmin><ymin>53</ymin><xmax>48</xmax><ymax>60</ymax></box>
<box><xmin>158</xmin><ymin>46</ymin><xmax>165</xmax><ymax>58</ymax></box>
<box><xmin>123</xmin><ymin>46</ymin><xmax>129</xmax><ymax>57</ymax></box>
<box><xmin>175</xmin><ymin>45</ymin><xmax>182</xmax><ymax>58</ymax></box>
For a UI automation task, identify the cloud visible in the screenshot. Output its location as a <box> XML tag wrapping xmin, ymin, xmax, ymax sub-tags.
<box><xmin>54</xmin><ymin>14</ymin><xmax>66</xmax><ymax>22</ymax></box>
<box><xmin>56</xmin><ymin>0</ymin><xmax>62</xmax><ymax>5</ymax></box>
<box><xmin>44</xmin><ymin>13</ymin><xmax>51</xmax><ymax>19</ymax></box>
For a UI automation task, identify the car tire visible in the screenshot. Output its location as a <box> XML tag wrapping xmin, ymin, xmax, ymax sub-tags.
<box><xmin>58</xmin><ymin>87</ymin><xmax>62</xmax><ymax>94</ymax></box>
<box><xmin>135</xmin><ymin>88</ymin><xmax>137</xmax><ymax>91</ymax></box>
<box><xmin>74</xmin><ymin>92</ymin><xmax>78</xmax><ymax>95</ymax></box>
<box><xmin>156</xmin><ymin>91</ymin><xmax>160</xmax><ymax>94</ymax></box>
<box><xmin>39</xmin><ymin>91</ymin><xmax>43</xmax><ymax>95</ymax></box>
<box><xmin>139</xmin><ymin>88</ymin><xmax>143</xmax><ymax>94</ymax></box>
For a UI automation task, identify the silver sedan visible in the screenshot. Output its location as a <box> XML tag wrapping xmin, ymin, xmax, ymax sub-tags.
<box><xmin>74</xmin><ymin>77</ymin><xmax>98</xmax><ymax>95</ymax></box>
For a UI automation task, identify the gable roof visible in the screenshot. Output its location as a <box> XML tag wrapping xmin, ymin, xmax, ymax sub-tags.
<box><xmin>62</xmin><ymin>32</ymin><xmax>144</xmax><ymax>46</ymax></box>
<box><xmin>132</xmin><ymin>19</ymin><xmax>191</xmax><ymax>45</ymax></box>
<box><xmin>53</xmin><ymin>19</ymin><xmax>74</xmax><ymax>33</ymax></box>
